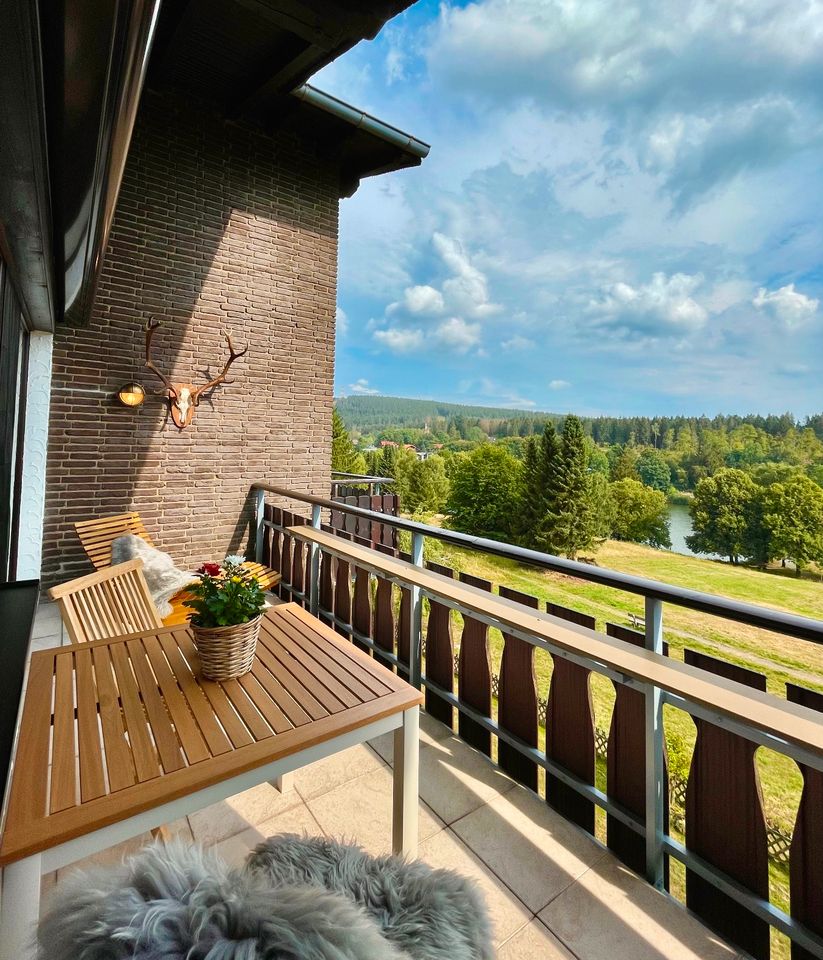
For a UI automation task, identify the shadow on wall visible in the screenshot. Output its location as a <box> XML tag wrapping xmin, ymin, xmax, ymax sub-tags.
<box><xmin>42</xmin><ymin>89</ymin><xmax>339</xmax><ymax>586</ymax></box>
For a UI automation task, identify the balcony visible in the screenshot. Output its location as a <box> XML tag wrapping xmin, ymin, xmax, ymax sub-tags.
<box><xmin>237</xmin><ymin>481</ymin><xmax>823</xmax><ymax>960</ymax></box>
<box><xmin>29</xmin><ymin>606</ymin><xmax>738</xmax><ymax>960</ymax></box>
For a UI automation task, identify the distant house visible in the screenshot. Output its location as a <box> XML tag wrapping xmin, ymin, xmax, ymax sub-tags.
<box><xmin>362</xmin><ymin>445</ymin><xmax>379</xmax><ymax>453</ymax></box>
<box><xmin>403</xmin><ymin>444</ymin><xmax>417</xmax><ymax>451</ymax></box>
<box><xmin>380</xmin><ymin>440</ymin><xmax>398</xmax><ymax>448</ymax></box>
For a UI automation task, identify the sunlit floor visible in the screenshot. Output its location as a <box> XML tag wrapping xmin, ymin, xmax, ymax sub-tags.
<box><xmin>32</xmin><ymin>601</ymin><xmax>740</xmax><ymax>959</ymax></box>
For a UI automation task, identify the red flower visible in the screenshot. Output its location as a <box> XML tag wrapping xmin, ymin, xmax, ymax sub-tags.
<box><xmin>198</xmin><ymin>562</ymin><xmax>221</xmax><ymax>577</ymax></box>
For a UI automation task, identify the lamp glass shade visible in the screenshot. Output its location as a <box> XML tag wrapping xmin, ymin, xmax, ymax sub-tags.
<box><xmin>117</xmin><ymin>383</ymin><xmax>145</xmax><ymax>407</ymax></box>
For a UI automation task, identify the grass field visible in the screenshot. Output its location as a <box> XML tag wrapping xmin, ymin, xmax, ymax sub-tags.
<box><xmin>401</xmin><ymin>529</ymin><xmax>823</xmax><ymax>956</ymax></box>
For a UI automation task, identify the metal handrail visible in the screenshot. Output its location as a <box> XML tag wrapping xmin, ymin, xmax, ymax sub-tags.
<box><xmin>253</xmin><ymin>481</ymin><xmax>823</xmax><ymax>956</ymax></box>
<box><xmin>330</xmin><ymin>472</ymin><xmax>395</xmax><ymax>484</ymax></box>
<box><xmin>251</xmin><ymin>481</ymin><xmax>823</xmax><ymax>644</ymax></box>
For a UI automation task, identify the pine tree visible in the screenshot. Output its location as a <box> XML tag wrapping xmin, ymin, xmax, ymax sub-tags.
<box><xmin>518</xmin><ymin>437</ymin><xmax>543</xmax><ymax>547</ymax></box>
<box><xmin>518</xmin><ymin>423</ymin><xmax>564</xmax><ymax>551</ymax></box>
<box><xmin>548</xmin><ymin>415</ymin><xmax>595</xmax><ymax>558</ymax></box>
<box><xmin>331</xmin><ymin>407</ymin><xmax>366</xmax><ymax>474</ymax></box>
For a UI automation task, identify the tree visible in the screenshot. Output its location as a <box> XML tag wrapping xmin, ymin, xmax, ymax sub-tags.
<box><xmin>609</xmin><ymin>444</ymin><xmax>640</xmax><ymax>482</ymax></box>
<box><xmin>760</xmin><ymin>475</ymin><xmax>823</xmax><ymax>574</ymax></box>
<box><xmin>687</xmin><ymin>469</ymin><xmax>758</xmax><ymax>563</ymax></box>
<box><xmin>609</xmin><ymin>479</ymin><xmax>671</xmax><ymax>548</ymax></box>
<box><xmin>405</xmin><ymin>456</ymin><xmax>450</xmax><ymax>513</ymax></box>
<box><xmin>331</xmin><ymin>407</ymin><xmax>366</xmax><ymax>475</ymax></box>
<box><xmin>547</xmin><ymin>416</ymin><xmax>595</xmax><ymax>558</ymax></box>
<box><xmin>518</xmin><ymin>424</ymin><xmax>562</xmax><ymax>550</ymax></box>
<box><xmin>445</xmin><ymin>445</ymin><xmax>522</xmax><ymax>541</ymax></box>
<box><xmin>587</xmin><ymin>472</ymin><xmax>615</xmax><ymax>544</ymax></box>
<box><xmin>636</xmin><ymin>449</ymin><xmax>671</xmax><ymax>492</ymax></box>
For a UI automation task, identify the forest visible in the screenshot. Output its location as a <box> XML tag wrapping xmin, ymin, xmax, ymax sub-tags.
<box><xmin>332</xmin><ymin>407</ymin><xmax>823</xmax><ymax>573</ymax></box>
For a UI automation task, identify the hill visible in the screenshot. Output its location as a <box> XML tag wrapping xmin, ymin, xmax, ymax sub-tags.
<box><xmin>335</xmin><ymin>394</ymin><xmax>557</xmax><ymax>431</ymax></box>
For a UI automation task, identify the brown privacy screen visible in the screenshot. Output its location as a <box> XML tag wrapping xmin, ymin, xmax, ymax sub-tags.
<box><xmin>786</xmin><ymin>683</ymin><xmax>823</xmax><ymax>960</ymax></box>
<box><xmin>683</xmin><ymin>649</ymin><xmax>769</xmax><ymax>960</ymax></box>
<box><xmin>497</xmin><ymin>586</ymin><xmax>540</xmax><ymax>791</ymax></box>
<box><xmin>546</xmin><ymin>603</ymin><xmax>597</xmax><ymax>834</ymax></box>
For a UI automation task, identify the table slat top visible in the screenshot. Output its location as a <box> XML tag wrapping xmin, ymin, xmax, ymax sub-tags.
<box><xmin>0</xmin><ymin>604</ymin><xmax>420</xmax><ymax>865</ymax></box>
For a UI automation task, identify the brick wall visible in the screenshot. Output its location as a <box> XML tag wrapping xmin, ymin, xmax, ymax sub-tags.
<box><xmin>42</xmin><ymin>90</ymin><xmax>339</xmax><ymax>586</ymax></box>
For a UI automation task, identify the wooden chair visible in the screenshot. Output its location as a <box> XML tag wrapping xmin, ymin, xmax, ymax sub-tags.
<box><xmin>75</xmin><ymin>512</ymin><xmax>156</xmax><ymax>570</ymax></box>
<box><xmin>73</xmin><ymin>513</ymin><xmax>280</xmax><ymax>589</ymax></box>
<box><xmin>48</xmin><ymin>558</ymin><xmax>163</xmax><ymax>644</ymax></box>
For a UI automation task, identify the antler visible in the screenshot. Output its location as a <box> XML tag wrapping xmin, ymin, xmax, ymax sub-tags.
<box><xmin>144</xmin><ymin>319</ymin><xmax>178</xmax><ymax>397</ymax></box>
<box><xmin>191</xmin><ymin>331</ymin><xmax>248</xmax><ymax>401</ymax></box>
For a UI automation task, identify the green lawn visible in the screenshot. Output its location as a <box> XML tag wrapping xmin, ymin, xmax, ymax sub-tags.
<box><xmin>403</xmin><ymin>532</ymin><xmax>823</xmax><ymax>959</ymax></box>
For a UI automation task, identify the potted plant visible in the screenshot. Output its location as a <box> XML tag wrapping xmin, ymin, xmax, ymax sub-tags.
<box><xmin>185</xmin><ymin>555</ymin><xmax>266</xmax><ymax>680</ymax></box>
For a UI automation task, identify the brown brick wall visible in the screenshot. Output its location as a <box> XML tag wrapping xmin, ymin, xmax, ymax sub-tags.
<box><xmin>42</xmin><ymin>90</ymin><xmax>339</xmax><ymax>586</ymax></box>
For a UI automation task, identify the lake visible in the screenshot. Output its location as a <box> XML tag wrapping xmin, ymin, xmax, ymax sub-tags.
<box><xmin>666</xmin><ymin>502</ymin><xmax>721</xmax><ymax>559</ymax></box>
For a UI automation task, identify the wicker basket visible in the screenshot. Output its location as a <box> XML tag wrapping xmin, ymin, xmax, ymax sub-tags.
<box><xmin>192</xmin><ymin>614</ymin><xmax>262</xmax><ymax>681</ymax></box>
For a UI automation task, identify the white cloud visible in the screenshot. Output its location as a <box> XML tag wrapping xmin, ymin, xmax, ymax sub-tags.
<box><xmin>432</xmin><ymin>232</ymin><xmax>501</xmax><ymax>318</ymax></box>
<box><xmin>753</xmin><ymin>283</ymin><xmax>819</xmax><ymax>329</ymax></box>
<box><xmin>336</xmin><ymin>306</ymin><xmax>348</xmax><ymax>336</ymax></box>
<box><xmin>388</xmin><ymin>284</ymin><xmax>445</xmax><ymax>316</ymax></box>
<box><xmin>549</xmin><ymin>379</ymin><xmax>570</xmax><ymax>390</ymax></box>
<box><xmin>348</xmin><ymin>378</ymin><xmax>379</xmax><ymax>395</ymax></box>
<box><xmin>588</xmin><ymin>272</ymin><xmax>708</xmax><ymax>337</ymax></box>
<box><xmin>433</xmin><ymin>317</ymin><xmax>482</xmax><ymax>353</ymax></box>
<box><xmin>373</xmin><ymin>327</ymin><xmax>425</xmax><ymax>353</ymax></box>
<box><xmin>502</xmin><ymin>335</ymin><xmax>536</xmax><ymax>351</ymax></box>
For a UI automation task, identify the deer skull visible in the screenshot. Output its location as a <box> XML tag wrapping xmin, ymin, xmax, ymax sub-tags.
<box><xmin>144</xmin><ymin>319</ymin><xmax>248</xmax><ymax>429</ymax></box>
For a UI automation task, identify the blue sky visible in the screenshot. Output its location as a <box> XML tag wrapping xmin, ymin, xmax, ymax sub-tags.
<box><xmin>315</xmin><ymin>0</ymin><xmax>823</xmax><ymax>418</ymax></box>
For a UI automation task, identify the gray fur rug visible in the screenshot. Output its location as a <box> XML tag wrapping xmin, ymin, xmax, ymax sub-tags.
<box><xmin>248</xmin><ymin>835</ymin><xmax>493</xmax><ymax>960</ymax></box>
<box><xmin>111</xmin><ymin>534</ymin><xmax>194</xmax><ymax>617</ymax></box>
<box><xmin>38</xmin><ymin>837</ymin><xmax>492</xmax><ymax>960</ymax></box>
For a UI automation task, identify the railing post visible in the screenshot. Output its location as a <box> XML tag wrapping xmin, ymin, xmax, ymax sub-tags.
<box><xmin>254</xmin><ymin>487</ymin><xmax>265</xmax><ymax>564</ymax></box>
<box><xmin>409</xmin><ymin>531</ymin><xmax>424</xmax><ymax>690</ymax></box>
<box><xmin>645</xmin><ymin>596</ymin><xmax>665</xmax><ymax>888</ymax></box>
<box><xmin>309</xmin><ymin>503</ymin><xmax>322</xmax><ymax>617</ymax></box>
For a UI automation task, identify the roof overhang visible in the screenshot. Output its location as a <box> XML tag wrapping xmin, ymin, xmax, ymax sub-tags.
<box><xmin>289</xmin><ymin>85</ymin><xmax>430</xmax><ymax>197</ymax></box>
<box><xmin>0</xmin><ymin>0</ymin><xmax>425</xmax><ymax>328</ymax></box>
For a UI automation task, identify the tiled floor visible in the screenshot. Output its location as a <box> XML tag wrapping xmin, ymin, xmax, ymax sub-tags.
<box><xmin>31</xmin><ymin>599</ymin><xmax>64</xmax><ymax>650</ymax></box>
<box><xmin>30</xmin><ymin>601</ymin><xmax>741</xmax><ymax>958</ymax></box>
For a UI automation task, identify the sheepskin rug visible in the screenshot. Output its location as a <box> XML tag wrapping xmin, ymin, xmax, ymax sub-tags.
<box><xmin>37</xmin><ymin>838</ymin><xmax>492</xmax><ymax>960</ymax></box>
<box><xmin>111</xmin><ymin>534</ymin><xmax>194</xmax><ymax>617</ymax></box>
<box><xmin>248</xmin><ymin>835</ymin><xmax>494</xmax><ymax>960</ymax></box>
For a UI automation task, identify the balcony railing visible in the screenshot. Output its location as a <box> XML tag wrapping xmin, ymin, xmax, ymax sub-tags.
<box><xmin>251</xmin><ymin>481</ymin><xmax>823</xmax><ymax>960</ymax></box>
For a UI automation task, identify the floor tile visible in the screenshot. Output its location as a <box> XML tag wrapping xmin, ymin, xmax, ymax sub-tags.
<box><xmin>188</xmin><ymin>781</ymin><xmax>303</xmax><ymax>846</ymax></box>
<box><xmin>452</xmin><ymin>783</ymin><xmax>606</xmax><ymax>912</ymax></box>
<box><xmin>211</xmin><ymin>802</ymin><xmax>323</xmax><ymax>869</ymax></box>
<box><xmin>539</xmin><ymin>856</ymin><xmax>737</xmax><ymax>960</ymax></box>
<box><xmin>368</xmin><ymin>709</ymin><xmax>453</xmax><ymax>764</ymax></box>
<box><xmin>308</xmin><ymin>765</ymin><xmax>445</xmax><ymax>855</ymax></box>
<box><xmin>498</xmin><ymin>919</ymin><xmax>576</xmax><ymax>959</ymax></box>
<box><xmin>416</xmin><ymin>828</ymin><xmax>531</xmax><ymax>947</ymax></box>
<box><xmin>417</xmin><ymin>735</ymin><xmax>515</xmax><ymax>824</ymax></box>
<box><xmin>294</xmin><ymin>742</ymin><xmax>386</xmax><ymax>802</ymax></box>
<box><xmin>56</xmin><ymin>832</ymin><xmax>154</xmax><ymax>881</ymax></box>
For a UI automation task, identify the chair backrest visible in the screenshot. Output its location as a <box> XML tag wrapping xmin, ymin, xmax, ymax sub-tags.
<box><xmin>75</xmin><ymin>512</ymin><xmax>154</xmax><ymax>569</ymax></box>
<box><xmin>48</xmin><ymin>558</ymin><xmax>163</xmax><ymax>643</ymax></box>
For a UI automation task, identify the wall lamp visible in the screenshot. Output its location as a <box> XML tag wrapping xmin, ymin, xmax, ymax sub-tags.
<box><xmin>116</xmin><ymin>382</ymin><xmax>146</xmax><ymax>407</ymax></box>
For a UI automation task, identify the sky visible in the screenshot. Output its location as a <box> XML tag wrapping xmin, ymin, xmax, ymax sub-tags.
<box><xmin>315</xmin><ymin>0</ymin><xmax>823</xmax><ymax>418</ymax></box>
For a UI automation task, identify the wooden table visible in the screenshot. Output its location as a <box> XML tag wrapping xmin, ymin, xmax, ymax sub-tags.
<box><xmin>0</xmin><ymin>603</ymin><xmax>421</xmax><ymax>960</ymax></box>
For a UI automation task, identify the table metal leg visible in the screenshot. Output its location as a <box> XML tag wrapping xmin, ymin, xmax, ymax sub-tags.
<box><xmin>0</xmin><ymin>853</ymin><xmax>42</xmax><ymax>960</ymax></box>
<box><xmin>392</xmin><ymin>706</ymin><xmax>419</xmax><ymax>857</ymax></box>
<box><xmin>272</xmin><ymin>772</ymin><xmax>294</xmax><ymax>793</ymax></box>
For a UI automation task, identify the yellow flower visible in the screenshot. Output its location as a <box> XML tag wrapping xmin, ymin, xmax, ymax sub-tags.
<box><xmin>231</xmin><ymin>576</ymin><xmax>241</xmax><ymax>583</ymax></box>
